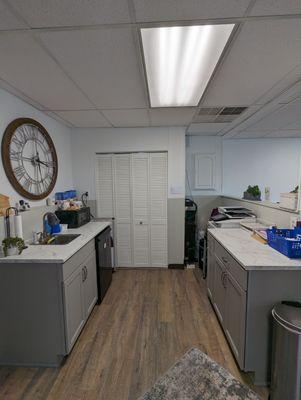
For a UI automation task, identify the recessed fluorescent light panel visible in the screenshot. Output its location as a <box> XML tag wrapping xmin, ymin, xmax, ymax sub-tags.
<box><xmin>141</xmin><ymin>24</ymin><xmax>235</xmax><ymax>107</ymax></box>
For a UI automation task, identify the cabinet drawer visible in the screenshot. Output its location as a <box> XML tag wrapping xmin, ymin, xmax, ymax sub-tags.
<box><xmin>62</xmin><ymin>239</ymin><xmax>95</xmax><ymax>280</ymax></box>
<box><xmin>208</xmin><ymin>233</ymin><xmax>215</xmax><ymax>253</ymax></box>
<box><xmin>215</xmin><ymin>241</ymin><xmax>247</xmax><ymax>291</ymax></box>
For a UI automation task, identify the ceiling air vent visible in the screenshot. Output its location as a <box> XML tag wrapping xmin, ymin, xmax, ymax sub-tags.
<box><xmin>194</xmin><ymin>106</ymin><xmax>247</xmax><ymax>123</ymax></box>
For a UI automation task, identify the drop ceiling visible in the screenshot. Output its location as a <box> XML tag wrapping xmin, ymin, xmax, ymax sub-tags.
<box><xmin>0</xmin><ymin>0</ymin><xmax>301</xmax><ymax>138</ymax></box>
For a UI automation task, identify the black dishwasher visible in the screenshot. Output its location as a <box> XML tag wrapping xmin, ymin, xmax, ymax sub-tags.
<box><xmin>95</xmin><ymin>227</ymin><xmax>112</xmax><ymax>303</ymax></box>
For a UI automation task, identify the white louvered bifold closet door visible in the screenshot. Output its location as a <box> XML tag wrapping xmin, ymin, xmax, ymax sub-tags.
<box><xmin>95</xmin><ymin>155</ymin><xmax>114</xmax><ymax>218</ymax></box>
<box><xmin>132</xmin><ymin>153</ymin><xmax>150</xmax><ymax>267</ymax></box>
<box><xmin>96</xmin><ymin>152</ymin><xmax>167</xmax><ymax>267</ymax></box>
<box><xmin>113</xmin><ymin>154</ymin><xmax>132</xmax><ymax>267</ymax></box>
<box><xmin>149</xmin><ymin>153</ymin><xmax>168</xmax><ymax>267</ymax></box>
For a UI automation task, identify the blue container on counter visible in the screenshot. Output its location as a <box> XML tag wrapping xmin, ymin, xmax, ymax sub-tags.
<box><xmin>51</xmin><ymin>224</ymin><xmax>62</xmax><ymax>234</ymax></box>
<box><xmin>267</xmin><ymin>227</ymin><xmax>301</xmax><ymax>258</ymax></box>
<box><xmin>55</xmin><ymin>190</ymin><xmax>77</xmax><ymax>200</ymax></box>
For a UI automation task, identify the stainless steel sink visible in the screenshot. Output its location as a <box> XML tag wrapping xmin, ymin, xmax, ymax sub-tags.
<box><xmin>34</xmin><ymin>234</ymin><xmax>81</xmax><ymax>245</ymax></box>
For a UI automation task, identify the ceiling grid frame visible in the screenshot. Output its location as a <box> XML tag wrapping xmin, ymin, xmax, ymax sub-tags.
<box><xmin>0</xmin><ymin>0</ymin><xmax>300</xmax><ymax>133</ymax></box>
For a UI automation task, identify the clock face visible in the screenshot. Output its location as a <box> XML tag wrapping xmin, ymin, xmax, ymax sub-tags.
<box><xmin>1</xmin><ymin>118</ymin><xmax>58</xmax><ymax>200</ymax></box>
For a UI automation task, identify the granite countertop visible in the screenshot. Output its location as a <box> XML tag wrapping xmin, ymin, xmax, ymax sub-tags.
<box><xmin>208</xmin><ymin>228</ymin><xmax>301</xmax><ymax>270</ymax></box>
<box><xmin>0</xmin><ymin>221</ymin><xmax>110</xmax><ymax>264</ymax></box>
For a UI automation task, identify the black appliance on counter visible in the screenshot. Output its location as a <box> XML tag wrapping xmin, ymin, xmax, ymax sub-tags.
<box><xmin>185</xmin><ymin>198</ymin><xmax>198</xmax><ymax>264</ymax></box>
<box><xmin>95</xmin><ymin>227</ymin><xmax>112</xmax><ymax>303</ymax></box>
<box><xmin>55</xmin><ymin>207</ymin><xmax>91</xmax><ymax>228</ymax></box>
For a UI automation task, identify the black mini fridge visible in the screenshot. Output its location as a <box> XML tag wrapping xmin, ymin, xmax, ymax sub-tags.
<box><xmin>95</xmin><ymin>227</ymin><xmax>112</xmax><ymax>303</ymax></box>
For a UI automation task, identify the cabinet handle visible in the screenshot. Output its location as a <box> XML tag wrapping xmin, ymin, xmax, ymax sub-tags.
<box><xmin>221</xmin><ymin>256</ymin><xmax>228</xmax><ymax>264</ymax></box>
<box><xmin>221</xmin><ymin>271</ymin><xmax>225</xmax><ymax>285</ymax></box>
<box><xmin>223</xmin><ymin>272</ymin><xmax>228</xmax><ymax>289</ymax></box>
<box><xmin>82</xmin><ymin>266</ymin><xmax>88</xmax><ymax>282</ymax></box>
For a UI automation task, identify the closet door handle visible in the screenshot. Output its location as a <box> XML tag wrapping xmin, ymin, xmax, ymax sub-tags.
<box><xmin>139</xmin><ymin>221</ymin><xmax>143</xmax><ymax>225</ymax></box>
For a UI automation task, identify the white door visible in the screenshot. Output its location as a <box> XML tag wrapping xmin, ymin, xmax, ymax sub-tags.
<box><xmin>95</xmin><ymin>152</ymin><xmax>168</xmax><ymax>267</ymax></box>
<box><xmin>132</xmin><ymin>153</ymin><xmax>150</xmax><ymax>267</ymax></box>
<box><xmin>95</xmin><ymin>154</ymin><xmax>114</xmax><ymax>218</ymax></box>
<box><xmin>149</xmin><ymin>153</ymin><xmax>168</xmax><ymax>267</ymax></box>
<box><xmin>113</xmin><ymin>154</ymin><xmax>132</xmax><ymax>267</ymax></box>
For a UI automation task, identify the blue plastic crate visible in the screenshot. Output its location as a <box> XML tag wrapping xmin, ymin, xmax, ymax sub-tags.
<box><xmin>267</xmin><ymin>228</ymin><xmax>301</xmax><ymax>258</ymax></box>
<box><xmin>55</xmin><ymin>192</ymin><xmax>64</xmax><ymax>201</ymax></box>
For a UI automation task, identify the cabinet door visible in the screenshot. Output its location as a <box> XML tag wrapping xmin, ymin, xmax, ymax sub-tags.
<box><xmin>224</xmin><ymin>272</ymin><xmax>246</xmax><ymax>368</ymax></box>
<box><xmin>132</xmin><ymin>153</ymin><xmax>150</xmax><ymax>267</ymax></box>
<box><xmin>114</xmin><ymin>154</ymin><xmax>132</xmax><ymax>267</ymax></box>
<box><xmin>213</xmin><ymin>256</ymin><xmax>227</xmax><ymax>325</ymax></box>
<box><xmin>82</xmin><ymin>251</ymin><xmax>98</xmax><ymax>317</ymax></box>
<box><xmin>207</xmin><ymin>250</ymin><xmax>215</xmax><ymax>300</ymax></box>
<box><xmin>63</xmin><ymin>267</ymin><xmax>85</xmax><ymax>352</ymax></box>
<box><xmin>149</xmin><ymin>153</ymin><xmax>168</xmax><ymax>267</ymax></box>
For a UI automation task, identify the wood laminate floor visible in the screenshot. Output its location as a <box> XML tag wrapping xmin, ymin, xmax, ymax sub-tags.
<box><xmin>0</xmin><ymin>269</ymin><xmax>269</xmax><ymax>400</ymax></box>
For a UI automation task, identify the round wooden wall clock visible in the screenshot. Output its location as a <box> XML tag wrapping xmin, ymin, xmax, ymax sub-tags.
<box><xmin>1</xmin><ymin>118</ymin><xmax>58</xmax><ymax>200</ymax></box>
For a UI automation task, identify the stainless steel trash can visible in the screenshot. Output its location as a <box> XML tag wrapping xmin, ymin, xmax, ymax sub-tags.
<box><xmin>270</xmin><ymin>302</ymin><xmax>301</xmax><ymax>400</ymax></box>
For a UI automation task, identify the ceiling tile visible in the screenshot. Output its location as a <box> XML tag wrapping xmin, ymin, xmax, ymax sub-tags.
<box><xmin>7</xmin><ymin>0</ymin><xmax>131</xmax><ymax>27</ymax></box>
<box><xmin>245</xmin><ymin>103</ymin><xmax>301</xmax><ymax>131</ymax></box>
<box><xmin>264</xmin><ymin>130</ymin><xmax>301</xmax><ymax>138</ymax></box>
<box><xmin>187</xmin><ymin>122</ymin><xmax>228</xmax><ymax>134</ymax></box>
<box><xmin>55</xmin><ymin>110</ymin><xmax>111</xmax><ymax>127</ymax></box>
<box><xmin>203</xmin><ymin>19</ymin><xmax>301</xmax><ymax>106</ymax></box>
<box><xmin>101</xmin><ymin>109</ymin><xmax>150</xmax><ymax>127</ymax></box>
<box><xmin>229</xmin><ymin>130</ymin><xmax>271</xmax><ymax>138</ymax></box>
<box><xmin>133</xmin><ymin>0</ymin><xmax>251</xmax><ymax>22</ymax></box>
<box><xmin>0</xmin><ymin>0</ymin><xmax>27</xmax><ymax>30</ymax></box>
<box><xmin>0</xmin><ymin>32</ymin><xmax>93</xmax><ymax>110</ymax></box>
<box><xmin>150</xmin><ymin>107</ymin><xmax>195</xmax><ymax>126</ymax></box>
<box><xmin>250</xmin><ymin>0</ymin><xmax>301</xmax><ymax>16</ymax></box>
<box><xmin>285</xmin><ymin>120</ymin><xmax>301</xmax><ymax>130</ymax></box>
<box><xmin>39</xmin><ymin>28</ymin><xmax>148</xmax><ymax>109</ymax></box>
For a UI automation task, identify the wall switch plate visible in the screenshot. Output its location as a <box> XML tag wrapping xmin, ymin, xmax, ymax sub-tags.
<box><xmin>290</xmin><ymin>216</ymin><xmax>298</xmax><ymax>228</ymax></box>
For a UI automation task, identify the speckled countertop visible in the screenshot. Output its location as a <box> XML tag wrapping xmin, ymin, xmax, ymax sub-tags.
<box><xmin>0</xmin><ymin>221</ymin><xmax>110</xmax><ymax>264</ymax></box>
<box><xmin>209</xmin><ymin>227</ymin><xmax>301</xmax><ymax>270</ymax></box>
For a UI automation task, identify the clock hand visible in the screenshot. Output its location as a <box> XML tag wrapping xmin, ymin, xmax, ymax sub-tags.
<box><xmin>36</xmin><ymin>152</ymin><xmax>44</xmax><ymax>186</ymax></box>
<box><xmin>35</xmin><ymin>159</ymin><xmax>49</xmax><ymax>167</ymax></box>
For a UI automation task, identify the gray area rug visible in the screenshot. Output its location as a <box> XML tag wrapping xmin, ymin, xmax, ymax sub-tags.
<box><xmin>138</xmin><ymin>348</ymin><xmax>260</xmax><ymax>400</ymax></box>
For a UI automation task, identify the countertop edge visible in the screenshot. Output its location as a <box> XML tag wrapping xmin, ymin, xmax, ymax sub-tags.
<box><xmin>208</xmin><ymin>228</ymin><xmax>301</xmax><ymax>271</ymax></box>
<box><xmin>0</xmin><ymin>222</ymin><xmax>111</xmax><ymax>264</ymax></box>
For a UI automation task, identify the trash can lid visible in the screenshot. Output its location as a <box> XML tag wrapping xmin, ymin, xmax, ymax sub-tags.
<box><xmin>273</xmin><ymin>302</ymin><xmax>301</xmax><ymax>332</ymax></box>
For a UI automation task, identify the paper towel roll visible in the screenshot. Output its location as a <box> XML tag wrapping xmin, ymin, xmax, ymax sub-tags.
<box><xmin>14</xmin><ymin>215</ymin><xmax>23</xmax><ymax>239</ymax></box>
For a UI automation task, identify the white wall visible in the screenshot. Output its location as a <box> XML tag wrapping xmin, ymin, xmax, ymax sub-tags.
<box><xmin>223</xmin><ymin>139</ymin><xmax>301</xmax><ymax>202</ymax></box>
<box><xmin>71</xmin><ymin>127</ymin><xmax>186</xmax><ymax>200</ymax></box>
<box><xmin>186</xmin><ymin>136</ymin><xmax>222</xmax><ymax>196</ymax></box>
<box><xmin>0</xmin><ymin>88</ymin><xmax>74</xmax><ymax>207</ymax></box>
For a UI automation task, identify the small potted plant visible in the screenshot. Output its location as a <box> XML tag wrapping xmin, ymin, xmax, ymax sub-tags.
<box><xmin>243</xmin><ymin>185</ymin><xmax>261</xmax><ymax>201</ymax></box>
<box><xmin>2</xmin><ymin>237</ymin><xmax>25</xmax><ymax>257</ymax></box>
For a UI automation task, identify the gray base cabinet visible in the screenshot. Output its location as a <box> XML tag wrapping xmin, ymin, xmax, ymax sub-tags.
<box><xmin>224</xmin><ymin>272</ymin><xmax>246</xmax><ymax>368</ymax></box>
<box><xmin>207</xmin><ymin>232</ymin><xmax>301</xmax><ymax>385</ymax></box>
<box><xmin>63</xmin><ymin>265</ymin><xmax>85</xmax><ymax>352</ymax></box>
<box><xmin>0</xmin><ymin>239</ymin><xmax>98</xmax><ymax>367</ymax></box>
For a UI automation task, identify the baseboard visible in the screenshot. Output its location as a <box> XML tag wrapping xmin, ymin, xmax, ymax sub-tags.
<box><xmin>168</xmin><ymin>264</ymin><xmax>185</xmax><ymax>269</ymax></box>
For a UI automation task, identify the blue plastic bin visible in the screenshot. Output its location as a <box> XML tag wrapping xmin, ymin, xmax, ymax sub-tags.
<box><xmin>267</xmin><ymin>227</ymin><xmax>301</xmax><ymax>258</ymax></box>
